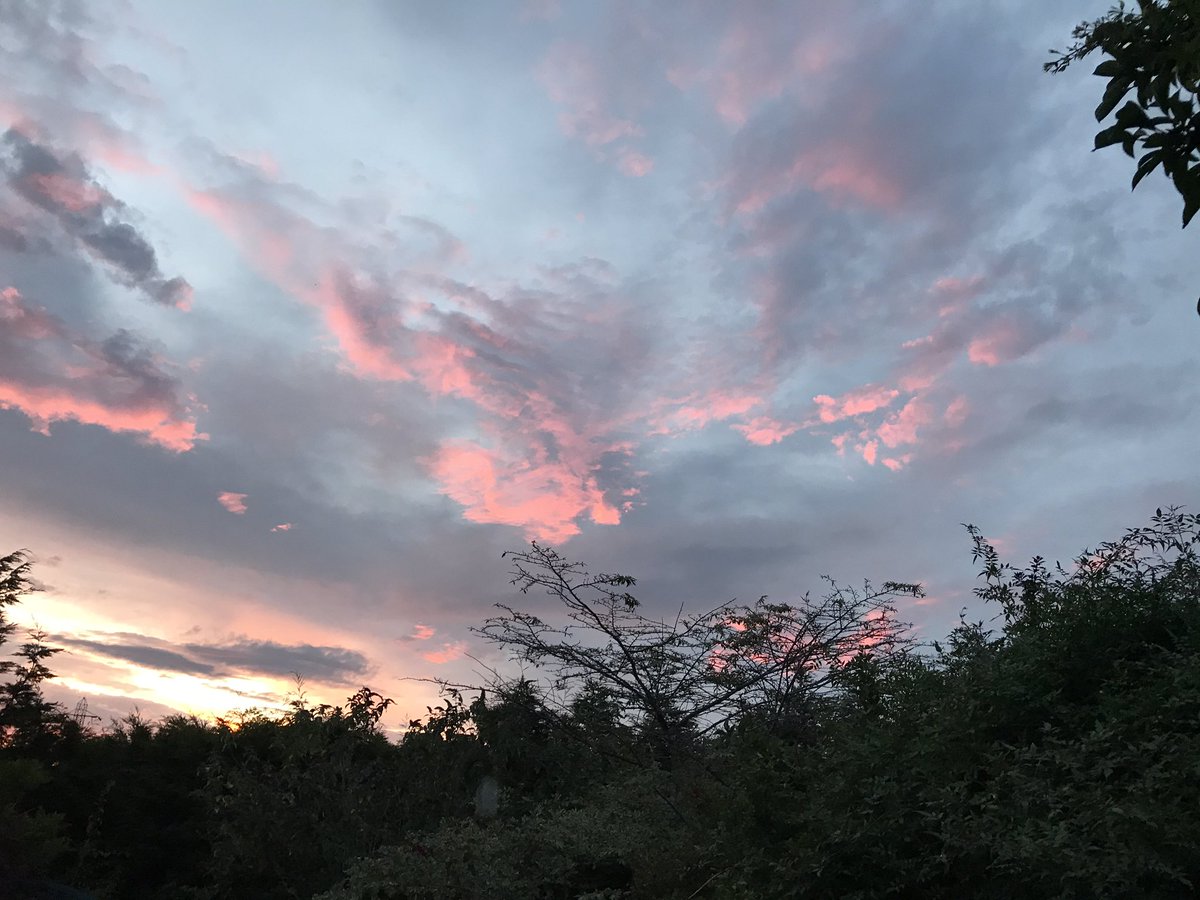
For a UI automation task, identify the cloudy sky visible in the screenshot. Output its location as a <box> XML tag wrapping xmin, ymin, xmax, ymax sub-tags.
<box><xmin>1</xmin><ymin>0</ymin><xmax>1196</xmax><ymax>728</ymax></box>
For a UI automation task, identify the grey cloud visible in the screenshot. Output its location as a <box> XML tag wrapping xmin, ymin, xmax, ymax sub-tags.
<box><xmin>97</xmin><ymin>329</ymin><xmax>183</xmax><ymax>409</ymax></box>
<box><xmin>0</xmin><ymin>287</ymin><xmax>195</xmax><ymax>448</ymax></box>
<box><xmin>0</xmin><ymin>221</ymin><xmax>35</xmax><ymax>252</ymax></box>
<box><xmin>1</xmin><ymin>129</ymin><xmax>191</xmax><ymax>306</ymax></box>
<box><xmin>55</xmin><ymin>635</ymin><xmax>217</xmax><ymax>676</ymax></box>
<box><xmin>184</xmin><ymin>639</ymin><xmax>373</xmax><ymax>684</ymax></box>
<box><xmin>53</xmin><ymin>630</ymin><xmax>373</xmax><ymax>685</ymax></box>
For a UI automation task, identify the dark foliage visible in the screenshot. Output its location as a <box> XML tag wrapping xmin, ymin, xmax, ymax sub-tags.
<box><xmin>2</xmin><ymin>508</ymin><xmax>1199</xmax><ymax>898</ymax></box>
<box><xmin>1048</xmin><ymin>1</ymin><xmax>1200</xmax><ymax>228</ymax></box>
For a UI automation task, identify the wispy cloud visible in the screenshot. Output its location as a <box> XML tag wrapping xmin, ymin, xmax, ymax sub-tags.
<box><xmin>54</xmin><ymin>631</ymin><xmax>373</xmax><ymax>686</ymax></box>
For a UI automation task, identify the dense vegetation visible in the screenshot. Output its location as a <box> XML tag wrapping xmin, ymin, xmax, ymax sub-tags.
<box><xmin>2</xmin><ymin>508</ymin><xmax>1198</xmax><ymax>899</ymax></box>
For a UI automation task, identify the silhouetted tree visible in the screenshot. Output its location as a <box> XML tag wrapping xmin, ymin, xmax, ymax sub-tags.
<box><xmin>478</xmin><ymin>543</ymin><xmax>917</xmax><ymax>769</ymax></box>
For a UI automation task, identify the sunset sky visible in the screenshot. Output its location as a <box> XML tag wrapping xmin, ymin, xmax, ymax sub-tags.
<box><xmin>1</xmin><ymin>0</ymin><xmax>1197</xmax><ymax>729</ymax></box>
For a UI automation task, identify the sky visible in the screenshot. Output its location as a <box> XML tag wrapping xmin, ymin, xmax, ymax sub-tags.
<box><xmin>1</xmin><ymin>0</ymin><xmax>1197</xmax><ymax>730</ymax></box>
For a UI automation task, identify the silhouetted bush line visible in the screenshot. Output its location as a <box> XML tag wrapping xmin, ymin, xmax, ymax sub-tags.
<box><xmin>1</xmin><ymin>508</ymin><xmax>1198</xmax><ymax>898</ymax></box>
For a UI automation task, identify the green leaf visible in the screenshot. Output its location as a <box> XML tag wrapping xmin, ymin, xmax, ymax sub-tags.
<box><xmin>1154</xmin><ymin>74</ymin><xmax>1172</xmax><ymax>108</ymax></box>
<box><xmin>1092</xmin><ymin>59</ymin><xmax>1121</xmax><ymax>77</ymax></box>
<box><xmin>1183</xmin><ymin>193</ymin><xmax>1199</xmax><ymax>227</ymax></box>
<box><xmin>1093</xmin><ymin>124</ymin><xmax>1127</xmax><ymax>150</ymax></box>
<box><xmin>1131</xmin><ymin>152</ymin><xmax>1162</xmax><ymax>190</ymax></box>
<box><xmin>1094</xmin><ymin>77</ymin><xmax>1133</xmax><ymax>120</ymax></box>
<box><xmin>1115</xmin><ymin>100</ymin><xmax>1149</xmax><ymax>127</ymax></box>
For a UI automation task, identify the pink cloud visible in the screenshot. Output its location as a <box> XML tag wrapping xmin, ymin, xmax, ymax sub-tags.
<box><xmin>271</xmin><ymin>522</ymin><xmax>293</xmax><ymax>532</ymax></box>
<box><xmin>617</xmin><ymin>149</ymin><xmax>654</xmax><ymax>177</ymax></box>
<box><xmin>24</xmin><ymin>172</ymin><xmax>111</xmax><ymax>213</ymax></box>
<box><xmin>932</xmin><ymin>275</ymin><xmax>984</xmax><ymax>317</ymax></box>
<box><xmin>0</xmin><ymin>382</ymin><xmax>201</xmax><ymax>451</ymax></box>
<box><xmin>967</xmin><ymin>320</ymin><xmax>1031</xmax><ymax>366</ymax></box>
<box><xmin>669</xmin><ymin>13</ymin><xmax>844</xmax><ymax>128</ymax></box>
<box><xmin>651</xmin><ymin>388</ymin><xmax>761</xmax><ymax>435</ymax></box>
<box><xmin>5</xmin><ymin>131</ymin><xmax>190</xmax><ymax>307</ymax></box>
<box><xmin>733</xmin><ymin>416</ymin><xmax>799</xmax><ymax>446</ymax></box>
<box><xmin>187</xmin><ymin>157</ymin><xmax>832</xmax><ymax>544</ymax></box>
<box><xmin>731</xmin><ymin>140</ymin><xmax>904</xmax><ymax>216</ymax></box>
<box><xmin>185</xmin><ymin>188</ymin><xmax>417</xmax><ymax>383</ymax></box>
<box><xmin>409</xmin><ymin>331</ymin><xmax>478</xmax><ymax>397</ymax></box>
<box><xmin>422</xmin><ymin>641</ymin><xmax>467</xmax><ymax>665</ymax></box>
<box><xmin>409</xmin><ymin>624</ymin><xmax>435</xmax><ymax>641</ymax></box>
<box><xmin>876</xmin><ymin>398</ymin><xmax>931</xmax><ymax>449</ymax></box>
<box><xmin>0</xmin><ymin>287</ymin><xmax>202</xmax><ymax>451</ymax></box>
<box><xmin>427</xmin><ymin>440</ymin><xmax>620</xmax><ymax>542</ymax></box>
<box><xmin>315</xmin><ymin>272</ymin><xmax>414</xmax><ymax>382</ymax></box>
<box><xmin>801</xmin><ymin>150</ymin><xmax>904</xmax><ymax>209</ymax></box>
<box><xmin>812</xmin><ymin>383</ymin><xmax>900</xmax><ymax>424</ymax></box>
<box><xmin>218</xmin><ymin>492</ymin><xmax>247</xmax><ymax>515</ymax></box>
<box><xmin>187</xmin><ymin>182</ymin><xmax>643</xmax><ymax>543</ymax></box>
<box><xmin>538</xmin><ymin>43</ymin><xmax>643</xmax><ymax>148</ymax></box>
<box><xmin>881</xmin><ymin>454</ymin><xmax>913</xmax><ymax>472</ymax></box>
<box><xmin>943</xmin><ymin>395</ymin><xmax>969</xmax><ymax>427</ymax></box>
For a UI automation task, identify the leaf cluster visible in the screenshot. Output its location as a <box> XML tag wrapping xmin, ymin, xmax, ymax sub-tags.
<box><xmin>1048</xmin><ymin>0</ymin><xmax>1200</xmax><ymax>226</ymax></box>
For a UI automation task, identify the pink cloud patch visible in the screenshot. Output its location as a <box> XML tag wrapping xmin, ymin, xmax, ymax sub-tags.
<box><xmin>422</xmin><ymin>641</ymin><xmax>467</xmax><ymax>664</ymax></box>
<box><xmin>932</xmin><ymin>274</ymin><xmax>984</xmax><ymax>316</ymax></box>
<box><xmin>271</xmin><ymin>522</ymin><xmax>293</xmax><ymax>532</ymax></box>
<box><xmin>187</xmin><ymin>180</ymin><xmax>643</xmax><ymax>544</ymax></box>
<box><xmin>4</xmin><ymin>131</ymin><xmax>191</xmax><ymax>307</ymax></box>
<box><xmin>0</xmin><ymin>383</ymin><xmax>202</xmax><ymax>450</ymax></box>
<box><xmin>967</xmin><ymin>335</ymin><xmax>1007</xmax><ymax>366</ymax></box>
<box><xmin>409</xmin><ymin>624</ymin><xmax>435</xmax><ymax>641</ymax></box>
<box><xmin>812</xmin><ymin>383</ymin><xmax>900</xmax><ymax>424</ymax></box>
<box><xmin>944</xmin><ymin>395</ymin><xmax>969</xmax><ymax>427</ymax></box>
<box><xmin>0</xmin><ymin>287</ymin><xmax>202</xmax><ymax>451</ymax></box>
<box><xmin>733</xmin><ymin>416</ymin><xmax>799</xmax><ymax>446</ymax></box>
<box><xmin>617</xmin><ymin>150</ymin><xmax>654</xmax><ymax>177</ymax></box>
<box><xmin>538</xmin><ymin>43</ymin><xmax>642</xmax><ymax>148</ymax></box>
<box><xmin>731</xmin><ymin>140</ymin><xmax>904</xmax><ymax>216</ymax></box>
<box><xmin>651</xmin><ymin>388</ymin><xmax>761</xmax><ymax>435</ymax></box>
<box><xmin>218</xmin><ymin>492</ymin><xmax>248</xmax><ymax>515</ymax></box>
<box><xmin>966</xmin><ymin>316</ymin><xmax>1048</xmax><ymax>367</ymax></box>
<box><xmin>694</xmin><ymin>16</ymin><xmax>843</xmax><ymax>128</ymax></box>
<box><xmin>875</xmin><ymin>398</ymin><xmax>931</xmax><ymax>449</ymax></box>
<box><xmin>25</xmin><ymin>172</ymin><xmax>111</xmax><ymax>213</ymax></box>
<box><xmin>428</xmin><ymin>440</ymin><xmax>620</xmax><ymax>543</ymax></box>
